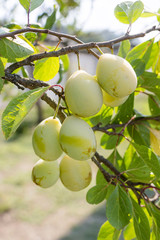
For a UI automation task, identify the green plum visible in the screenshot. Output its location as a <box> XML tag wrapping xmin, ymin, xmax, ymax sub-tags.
<box><xmin>59</xmin><ymin>116</ymin><xmax>97</xmax><ymax>160</ymax></box>
<box><xmin>96</xmin><ymin>53</ymin><xmax>137</xmax><ymax>98</ymax></box>
<box><xmin>65</xmin><ymin>70</ymin><xmax>103</xmax><ymax>117</ymax></box>
<box><xmin>60</xmin><ymin>155</ymin><xmax>92</xmax><ymax>191</ymax></box>
<box><xmin>32</xmin><ymin>159</ymin><xmax>59</xmax><ymax>188</ymax></box>
<box><xmin>32</xmin><ymin>117</ymin><xmax>63</xmax><ymax>161</ymax></box>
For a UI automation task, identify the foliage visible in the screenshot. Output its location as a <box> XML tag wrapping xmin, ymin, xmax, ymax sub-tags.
<box><xmin>0</xmin><ymin>0</ymin><xmax>160</xmax><ymax>239</ymax></box>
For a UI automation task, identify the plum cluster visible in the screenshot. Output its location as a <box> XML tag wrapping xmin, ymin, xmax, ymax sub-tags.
<box><xmin>31</xmin><ymin>53</ymin><xmax>137</xmax><ymax>191</ymax></box>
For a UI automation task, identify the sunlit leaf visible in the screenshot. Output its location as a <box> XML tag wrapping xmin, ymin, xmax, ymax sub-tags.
<box><xmin>0</xmin><ymin>35</ymin><xmax>34</xmax><ymax>62</ymax></box>
<box><xmin>33</xmin><ymin>57</ymin><xmax>59</xmax><ymax>81</ymax></box>
<box><xmin>131</xmin><ymin>198</ymin><xmax>150</xmax><ymax>240</ymax></box>
<box><xmin>2</xmin><ymin>87</ymin><xmax>49</xmax><ymax>139</ymax></box>
<box><xmin>114</xmin><ymin>1</ymin><xmax>144</xmax><ymax>24</ymax></box>
<box><xmin>97</xmin><ymin>221</ymin><xmax>121</xmax><ymax>240</ymax></box>
<box><xmin>19</xmin><ymin>0</ymin><xmax>44</xmax><ymax>12</ymax></box>
<box><xmin>118</xmin><ymin>40</ymin><xmax>131</xmax><ymax>58</ymax></box>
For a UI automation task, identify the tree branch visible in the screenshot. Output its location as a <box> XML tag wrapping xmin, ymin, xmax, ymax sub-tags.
<box><xmin>4</xmin><ymin>25</ymin><xmax>160</xmax><ymax>74</ymax></box>
<box><xmin>4</xmin><ymin>73</ymin><xmax>66</xmax><ymax>122</ymax></box>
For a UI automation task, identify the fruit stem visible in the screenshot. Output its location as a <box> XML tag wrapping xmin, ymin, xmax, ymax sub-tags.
<box><xmin>76</xmin><ymin>52</ymin><xmax>81</xmax><ymax>70</ymax></box>
<box><xmin>53</xmin><ymin>88</ymin><xmax>63</xmax><ymax>119</ymax></box>
<box><xmin>96</xmin><ymin>45</ymin><xmax>104</xmax><ymax>55</ymax></box>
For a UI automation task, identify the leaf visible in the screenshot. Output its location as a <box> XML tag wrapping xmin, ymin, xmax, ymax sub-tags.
<box><xmin>133</xmin><ymin>143</ymin><xmax>160</xmax><ymax>179</ymax></box>
<box><xmin>131</xmin><ymin>198</ymin><xmax>150</xmax><ymax>240</ymax></box>
<box><xmin>0</xmin><ymin>36</ymin><xmax>34</xmax><ymax>62</ymax></box>
<box><xmin>97</xmin><ymin>221</ymin><xmax>121</xmax><ymax>240</ymax></box>
<box><xmin>146</xmin><ymin>202</ymin><xmax>160</xmax><ymax>232</ymax></box>
<box><xmin>86</xmin><ymin>185</ymin><xmax>108</xmax><ymax>204</ymax></box>
<box><xmin>125</xmin><ymin>152</ymin><xmax>151</xmax><ymax>182</ymax></box>
<box><xmin>60</xmin><ymin>54</ymin><xmax>70</xmax><ymax>72</ymax></box>
<box><xmin>101</xmin><ymin>134</ymin><xmax>123</xmax><ymax>150</ymax></box>
<box><xmin>127</xmin><ymin>124</ymin><xmax>150</xmax><ymax>147</ymax></box>
<box><xmin>123</xmin><ymin>220</ymin><xmax>136</xmax><ymax>240</ymax></box>
<box><xmin>106</xmin><ymin>185</ymin><xmax>132</xmax><ymax>230</ymax></box>
<box><xmin>2</xmin><ymin>87</ymin><xmax>49</xmax><ymax>139</ymax></box>
<box><xmin>44</xmin><ymin>5</ymin><xmax>57</xmax><ymax>29</ymax></box>
<box><xmin>19</xmin><ymin>0</ymin><xmax>44</xmax><ymax>12</ymax></box>
<box><xmin>131</xmin><ymin>59</ymin><xmax>145</xmax><ymax>77</ymax></box>
<box><xmin>33</xmin><ymin>57</ymin><xmax>59</xmax><ymax>81</ymax></box>
<box><xmin>114</xmin><ymin>1</ymin><xmax>144</xmax><ymax>24</ymax></box>
<box><xmin>0</xmin><ymin>58</ymin><xmax>5</xmax><ymax>92</ymax></box>
<box><xmin>141</xmin><ymin>11</ymin><xmax>159</xmax><ymax>18</ymax></box>
<box><xmin>112</xmin><ymin>93</ymin><xmax>134</xmax><ymax>124</ymax></box>
<box><xmin>118</xmin><ymin>40</ymin><xmax>131</xmax><ymax>58</ymax></box>
<box><xmin>148</xmin><ymin>95</ymin><xmax>160</xmax><ymax>116</ymax></box>
<box><xmin>86</xmin><ymin>105</ymin><xmax>113</xmax><ymax>127</ymax></box>
<box><xmin>128</xmin><ymin>0</ymin><xmax>144</xmax><ymax>23</ymax></box>
<box><xmin>157</xmin><ymin>9</ymin><xmax>160</xmax><ymax>22</ymax></box>
<box><xmin>126</xmin><ymin>39</ymin><xmax>154</xmax><ymax>66</ymax></box>
<box><xmin>139</xmin><ymin>72</ymin><xmax>160</xmax><ymax>100</ymax></box>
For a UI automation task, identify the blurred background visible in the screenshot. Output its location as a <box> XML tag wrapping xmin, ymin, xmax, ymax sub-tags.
<box><xmin>0</xmin><ymin>0</ymin><xmax>159</xmax><ymax>239</ymax></box>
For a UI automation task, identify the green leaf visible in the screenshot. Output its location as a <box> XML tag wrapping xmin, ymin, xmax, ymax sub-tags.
<box><xmin>127</xmin><ymin>124</ymin><xmax>150</xmax><ymax>147</ymax></box>
<box><xmin>151</xmin><ymin>220</ymin><xmax>160</xmax><ymax>240</ymax></box>
<box><xmin>86</xmin><ymin>105</ymin><xmax>113</xmax><ymax>127</ymax></box>
<box><xmin>97</xmin><ymin>221</ymin><xmax>121</xmax><ymax>240</ymax></box>
<box><xmin>123</xmin><ymin>220</ymin><xmax>136</xmax><ymax>240</ymax></box>
<box><xmin>146</xmin><ymin>202</ymin><xmax>160</xmax><ymax>233</ymax></box>
<box><xmin>126</xmin><ymin>39</ymin><xmax>154</xmax><ymax>66</ymax></box>
<box><xmin>157</xmin><ymin>9</ymin><xmax>160</xmax><ymax>22</ymax></box>
<box><xmin>44</xmin><ymin>5</ymin><xmax>57</xmax><ymax>29</ymax></box>
<box><xmin>24</xmin><ymin>32</ymin><xmax>37</xmax><ymax>43</ymax></box>
<box><xmin>0</xmin><ymin>58</ymin><xmax>5</xmax><ymax>92</ymax></box>
<box><xmin>141</xmin><ymin>11</ymin><xmax>159</xmax><ymax>18</ymax></box>
<box><xmin>112</xmin><ymin>93</ymin><xmax>134</xmax><ymax>124</ymax></box>
<box><xmin>2</xmin><ymin>87</ymin><xmax>49</xmax><ymax>139</ymax></box>
<box><xmin>106</xmin><ymin>185</ymin><xmax>132</xmax><ymax>230</ymax></box>
<box><xmin>101</xmin><ymin>134</ymin><xmax>123</xmax><ymax>150</ymax></box>
<box><xmin>0</xmin><ymin>36</ymin><xmax>34</xmax><ymax>62</ymax></box>
<box><xmin>19</xmin><ymin>0</ymin><xmax>44</xmax><ymax>12</ymax></box>
<box><xmin>131</xmin><ymin>198</ymin><xmax>150</xmax><ymax>240</ymax></box>
<box><xmin>60</xmin><ymin>54</ymin><xmax>70</xmax><ymax>72</ymax></box>
<box><xmin>33</xmin><ymin>57</ymin><xmax>59</xmax><ymax>82</ymax></box>
<box><xmin>118</xmin><ymin>40</ymin><xmax>131</xmax><ymax>58</ymax></box>
<box><xmin>114</xmin><ymin>1</ymin><xmax>144</xmax><ymax>24</ymax></box>
<box><xmin>139</xmin><ymin>72</ymin><xmax>160</xmax><ymax>100</ymax></box>
<box><xmin>86</xmin><ymin>185</ymin><xmax>108</xmax><ymax>204</ymax></box>
<box><xmin>148</xmin><ymin>95</ymin><xmax>160</xmax><ymax>116</ymax></box>
<box><xmin>125</xmin><ymin>151</ymin><xmax>151</xmax><ymax>182</ymax></box>
<box><xmin>133</xmin><ymin>143</ymin><xmax>160</xmax><ymax>179</ymax></box>
<box><xmin>131</xmin><ymin>59</ymin><xmax>145</xmax><ymax>77</ymax></box>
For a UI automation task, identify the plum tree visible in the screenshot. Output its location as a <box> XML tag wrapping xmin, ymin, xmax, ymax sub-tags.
<box><xmin>32</xmin><ymin>159</ymin><xmax>59</xmax><ymax>188</ymax></box>
<box><xmin>1</xmin><ymin>0</ymin><xmax>160</xmax><ymax>239</ymax></box>
<box><xmin>96</xmin><ymin>53</ymin><xmax>137</xmax><ymax>98</ymax></box>
<box><xmin>65</xmin><ymin>70</ymin><xmax>103</xmax><ymax>117</ymax></box>
<box><xmin>32</xmin><ymin>117</ymin><xmax>63</xmax><ymax>161</ymax></box>
<box><xmin>60</xmin><ymin>155</ymin><xmax>92</xmax><ymax>191</ymax></box>
<box><xmin>59</xmin><ymin>115</ymin><xmax>97</xmax><ymax>160</ymax></box>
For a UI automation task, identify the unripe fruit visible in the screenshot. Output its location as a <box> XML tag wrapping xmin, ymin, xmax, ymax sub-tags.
<box><xmin>32</xmin><ymin>159</ymin><xmax>59</xmax><ymax>188</ymax></box>
<box><xmin>65</xmin><ymin>70</ymin><xmax>103</xmax><ymax>117</ymax></box>
<box><xmin>150</xmin><ymin>128</ymin><xmax>160</xmax><ymax>156</ymax></box>
<box><xmin>60</xmin><ymin>155</ymin><xmax>92</xmax><ymax>191</ymax></box>
<box><xmin>96</xmin><ymin>53</ymin><xmax>137</xmax><ymax>98</ymax></box>
<box><xmin>102</xmin><ymin>89</ymin><xmax>128</xmax><ymax>107</ymax></box>
<box><xmin>59</xmin><ymin>116</ymin><xmax>97</xmax><ymax>160</ymax></box>
<box><xmin>32</xmin><ymin>117</ymin><xmax>63</xmax><ymax>161</ymax></box>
